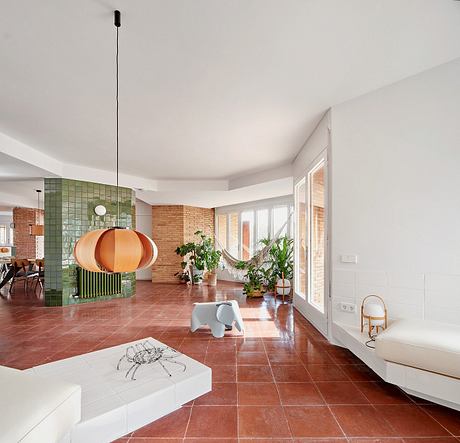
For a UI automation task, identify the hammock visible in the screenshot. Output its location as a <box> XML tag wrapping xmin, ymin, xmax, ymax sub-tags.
<box><xmin>216</xmin><ymin>211</ymin><xmax>294</xmax><ymax>280</ymax></box>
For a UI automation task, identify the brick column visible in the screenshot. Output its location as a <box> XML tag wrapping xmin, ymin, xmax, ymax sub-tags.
<box><xmin>12</xmin><ymin>207</ymin><xmax>44</xmax><ymax>259</ymax></box>
<box><xmin>152</xmin><ymin>205</ymin><xmax>215</xmax><ymax>283</ymax></box>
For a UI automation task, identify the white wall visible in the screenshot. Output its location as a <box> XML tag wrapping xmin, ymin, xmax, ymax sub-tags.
<box><xmin>330</xmin><ymin>58</ymin><xmax>460</xmax><ymax>328</ymax></box>
<box><xmin>293</xmin><ymin>112</ymin><xmax>330</xmax><ymax>182</ymax></box>
<box><xmin>135</xmin><ymin>199</ymin><xmax>153</xmax><ymax>281</ymax></box>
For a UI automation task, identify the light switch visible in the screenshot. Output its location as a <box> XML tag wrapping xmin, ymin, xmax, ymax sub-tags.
<box><xmin>340</xmin><ymin>254</ymin><xmax>358</xmax><ymax>264</ymax></box>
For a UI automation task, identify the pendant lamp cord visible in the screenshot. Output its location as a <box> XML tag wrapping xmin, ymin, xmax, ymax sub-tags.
<box><xmin>115</xmin><ymin>16</ymin><xmax>120</xmax><ymax>224</ymax></box>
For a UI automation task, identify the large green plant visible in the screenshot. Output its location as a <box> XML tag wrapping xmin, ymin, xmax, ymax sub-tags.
<box><xmin>235</xmin><ymin>260</ymin><xmax>264</xmax><ymax>295</ymax></box>
<box><xmin>175</xmin><ymin>231</ymin><xmax>221</xmax><ymax>282</ymax></box>
<box><xmin>263</xmin><ymin>236</ymin><xmax>294</xmax><ymax>280</ymax></box>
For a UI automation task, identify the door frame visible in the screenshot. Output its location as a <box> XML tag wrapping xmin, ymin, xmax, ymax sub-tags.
<box><xmin>293</xmin><ymin>148</ymin><xmax>330</xmax><ymax>338</ymax></box>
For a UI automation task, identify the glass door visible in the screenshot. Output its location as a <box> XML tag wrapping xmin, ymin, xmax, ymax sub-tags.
<box><xmin>295</xmin><ymin>178</ymin><xmax>306</xmax><ymax>298</ymax></box>
<box><xmin>294</xmin><ymin>150</ymin><xmax>328</xmax><ymax>336</ymax></box>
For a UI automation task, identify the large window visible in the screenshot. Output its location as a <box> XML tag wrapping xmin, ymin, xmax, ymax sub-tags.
<box><xmin>272</xmin><ymin>206</ymin><xmax>288</xmax><ymax>237</ymax></box>
<box><xmin>216</xmin><ymin>214</ymin><xmax>227</xmax><ymax>249</ymax></box>
<box><xmin>295</xmin><ymin>179</ymin><xmax>306</xmax><ymax>298</ymax></box>
<box><xmin>228</xmin><ymin>213</ymin><xmax>239</xmax><ymax>257</ymax></box>
<box><xmin>0</xmin><ymin>225</ymin><xmax>6</xmax><ymax>244</ymax></box>
<box><xmin>216</xmin><ymin>198</ymin><xmax>293</xmax><ymax>260</ymax></box>
<box><xmin>240</xmin><ymin>211</ymin><xmax>254</xmax><ymax>260</ymax></box>
<box><xmin>256</xmin><ymin>209</ymin><xmax>269</xmax><ymax>243</ymax></box>
<box><xmin>308</xmin><ymin>161</ymin><xmax>326</xmax><ymax>313</ymax></box>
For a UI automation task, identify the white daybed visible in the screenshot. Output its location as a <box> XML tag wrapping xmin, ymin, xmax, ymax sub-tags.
<box><xmin>0</xmin><ymin>365</ymin><xmax>81</xmax><ymax>443</ymax></box>
<box><xmin>333</xmin><ymin>319</ymin><xmax>460</xmax><ymax>410</ymax></box>
<box><xmin>375</xmin><ymin>319</ymin><xmax>460</xmax><ymax>379</ymax></box>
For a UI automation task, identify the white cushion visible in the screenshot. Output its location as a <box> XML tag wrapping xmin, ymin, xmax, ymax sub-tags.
<box><xmin>0</xmin><ymin>365</ymin><xmax>81</xmax><ymax>443</ymax></box>
<box><xmin>375</xmin><ymin>319</ymin><xmax>460</xmax><ymax>379</ymax></box>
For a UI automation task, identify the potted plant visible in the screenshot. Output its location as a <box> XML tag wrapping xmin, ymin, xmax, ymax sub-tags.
<box><xmin>265</xmin><ymin>236</ymin><xmax>294</xmax><ymax>296</ymax></box>
<box><xmin>235</xmin><ymin>261</ymin><xmax>265</xmax><ymax>297</ymax></box>
<box><xmin>175</xmin><ymin>240</ymin><xmax>205</xmax><ymax>284</ymax></box>
<box><xmin>175</xmin><ymin>231</ymin><xmax>221</xmax><ymax>285</ymax></box>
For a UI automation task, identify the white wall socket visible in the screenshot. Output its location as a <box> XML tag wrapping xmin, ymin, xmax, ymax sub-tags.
<box><xmin>341</xmin><ymin>254</ymin><xmax>358</xmax><ymax>264</ymax></box>
<box><xmin>339</xmin><ymin>302</ymin><xmax>356</xmax><ymax>313</ymax></box>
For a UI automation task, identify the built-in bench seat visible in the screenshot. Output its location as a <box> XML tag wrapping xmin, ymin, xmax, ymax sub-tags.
<box><xmin>0</xmin><ymin>365</ymin><xmax>81</xmax><ymax>443</ymax></box>
<box><xmin>375</xmin><ymin>319</ymin><xmax>460</xmax><ymax>379</ymax></box>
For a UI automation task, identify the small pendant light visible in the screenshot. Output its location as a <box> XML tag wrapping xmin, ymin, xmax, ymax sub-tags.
<box><xmin>73</xmin><ymin>11</ymin><xmax>158</xmax><ymax>273</ymax></box>
<box><xmin>30</xmin><ymin>189</ymin><xmax>44</xmax><ymax>236</ymax></box>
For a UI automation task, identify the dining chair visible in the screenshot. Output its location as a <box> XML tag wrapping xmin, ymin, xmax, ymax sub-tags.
<box><xmin>9</xmin><ymin>259</ymin><xmax>38</xmax><ymax>295</ymax></box>
<box><xmin>33</xmin><ymin>259</ymin><xmax>45</xmax><ymax>295</ymax></box>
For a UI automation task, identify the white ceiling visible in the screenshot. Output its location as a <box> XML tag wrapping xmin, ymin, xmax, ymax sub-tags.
<box><xmin>0</xmin><ymin>178</ymin><xmax>44</xmax><ymax>209</ymax></box>
<box><xmin>0</xmin><ymin>152</ymin><xmax>54</xmax><ymax>181</ymax></box>
<box><xmin>1</xmin><ymin>0</ymin><xmax>460</xmax><ymax>184</ymax></box>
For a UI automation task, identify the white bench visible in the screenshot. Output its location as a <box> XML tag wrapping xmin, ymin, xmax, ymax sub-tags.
<box><xmin>374</xmin><ymin>319</ymin><xmax>460</xmax><ymax>409</ymax></box>
<box><xmin>0</xmin><ymin>365</ymin><xmax>81</xmax><ymax>443</ymax></box>
<box><xmin>375</xmin><ymin>319</ymin><xmax>460</xmax><ymax>379</ymax></box>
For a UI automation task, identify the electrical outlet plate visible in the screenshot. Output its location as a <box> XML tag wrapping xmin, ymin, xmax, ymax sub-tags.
<box><xmin>339</xmin><ymin>302</ymin><xmax>356</xmax><ymax>313</ymax></box>
<box><xmin>341</xmin><ymin>254</ymin><xmax>358</xmax><ymax>264</ymax></box>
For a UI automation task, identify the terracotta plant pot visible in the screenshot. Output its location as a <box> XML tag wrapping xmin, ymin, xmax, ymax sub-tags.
<box><xmin>207</xmin><ymin>271</ymin><xmax>217</xmax><ymax>286</ymax></box>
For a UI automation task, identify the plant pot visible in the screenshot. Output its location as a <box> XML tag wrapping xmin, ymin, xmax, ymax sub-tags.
<box><xmin>208</xmin><ymin>271</ymin><xmax>217</xmax><ymax>286</ymax></box>
<box><xmin>192</xmin><ymin>266</ymin><xmax>204</xmax><ymax>284</ymax></box>
<box><xmin>276</xmin><ymin>278</ymin><xmax>291</xmax><ymax>296</ymax></box>
<box><xmin>247</xmin><ymin>289</ymin><xmax>264</xmax><ymax>298</ymax></box>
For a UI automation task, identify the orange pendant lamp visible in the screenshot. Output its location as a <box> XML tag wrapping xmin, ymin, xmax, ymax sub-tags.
<box><xmin>73</xmin><ymin>10</ymin><xmax>158</xmax><ymax>274</ymax></box>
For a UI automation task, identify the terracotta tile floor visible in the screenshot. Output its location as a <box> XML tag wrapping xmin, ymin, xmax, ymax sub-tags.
<box><xmin>1</xmin><ymin>281</ymin><xmax>460</xmax><ymax>442</ymax></box>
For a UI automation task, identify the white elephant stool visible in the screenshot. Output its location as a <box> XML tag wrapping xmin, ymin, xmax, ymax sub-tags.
<box><xmin>191</xmin><ymin>300</ymin><xmax>244</xmax><ymax>338</ymax></box>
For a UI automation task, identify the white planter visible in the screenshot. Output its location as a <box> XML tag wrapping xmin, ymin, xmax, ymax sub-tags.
<box><xmin>276</xmin><ymin>278</ymin><xmax>291</xmax><ymax>296</ymax></box>
<box><xmin>192</xmin><ymin>266</ymin><xmax>204</xmax><ymax>283</ymax></box>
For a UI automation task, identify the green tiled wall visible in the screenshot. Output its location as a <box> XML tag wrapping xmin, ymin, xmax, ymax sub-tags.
<box><xmin>44</xmin><ymin>178</ymin><xmax>136</xmax><ymax>306</ymax></box>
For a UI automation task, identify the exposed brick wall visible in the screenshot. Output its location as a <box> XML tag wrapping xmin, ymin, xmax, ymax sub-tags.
<box><xmin>183</xmin><ymin>205</ymin><xmax>215</xmax><ymax>243</ymax></box>
<box><xmin>13</xmin><ymin>207</ymin><xmax>44</xmax><ymax>259</ymax></box>
<box><xmin>152</xmin><ymin>205</ymin><xmax>215</xmax><ymax>283</ymax></box>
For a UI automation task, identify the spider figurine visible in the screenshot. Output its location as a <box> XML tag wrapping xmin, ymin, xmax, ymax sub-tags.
<box><xmin>117</xmin><ymin>340</ymin><xmax>186</xmax><ymax>380</ymax></box>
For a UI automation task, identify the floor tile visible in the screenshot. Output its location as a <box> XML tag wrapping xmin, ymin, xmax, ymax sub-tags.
<box><xmin>194</xmin><ymin>382</ymin><xmax>237</xmax><ymax>405</ymax></box>
<box><xmin>331</xmin><ymin>405</ymin><xmax>396</xmax><ymax>437</ymax></box>
<box><xmin>238</xmin><ymin>406</ymin><xmax>291</xmax><ymax>438</ymax></box>
<box><xmin>379</xmin><ymin>405</ymin><xmax>451</xmax><ymax>437</ymax></box>
<box><xmin>238</xmin><ymin>382</ymin><xmax>281</xmax><ymax>405</ymax></box>
<box><xmin>305</xmin><ymin>364</ymin><xmax>349</xmax><ymax>381</ymax></box>
<box><xmin>316</xmin><ymin>381</ymin><xmax>370</xmax><ymax>404</ymax></box>
<box><xmin>237</xmin><ymin>365</ymin><xmax>274</xmax><ymax>382</ymax></box>
<box><xmin>132</xmin><ymin>407</ymin><xmax>191</xmax><ymax>437</ymax></box>
<box><xmin>355</xmin><ymin>382</ymin><xmax>412</xmax><ymax>405</ymax></box>
<box><xmin>421</xmin><ymin>405</ymin><xmax>460</xmax><ymax>436</ymax></box>
<box><xmin>186</xmin><ymin>406</ymin><xmax>238</xmax><ymax>438</ymax></box>
<box><xmin>205</xmin><ymin>351</ymin><xmax>237</xmax><ymax>365</ymax></box>
<box><xmin>277</xmin><ymin>383</ymin><xmax>324</xmax><ymax>405</ymax></box>
<box><xmin>237</xmin><ymin>352</ymin><xmax>269</xmax><ymax>365</ymax></box>
<box><xmin>268</xmin><ymin>351</ymin><xmax>301</xmax><ymax>365</ymax></box>
<box><xmin>340</xmin><ymin>364</ymin><xmax>380</xmax><ymax>381</ymax></box>
<box><xmin>129</xmin><ymin>439</ymin><xmax>183</xmax><ymax>443</ymax></box>
<box><xmin>284</xmin><ymin>406</ymin><xmax>344</xmax><ymax>438</ymax></box>
<box><xmin>272</xmin><ymin>365</ymin><xmax>313</xmax><ymax>383</ymax></box>
<box><xmin>206</xmin><ymin>364</ymin><xmax>237</xmax><ymax>382</ymax></box>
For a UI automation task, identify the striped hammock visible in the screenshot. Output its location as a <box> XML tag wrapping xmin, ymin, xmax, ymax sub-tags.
<box><xmin>216</xmin><ymin>211</ymin><xmax>294</xmax><ymax>280</ymax></box>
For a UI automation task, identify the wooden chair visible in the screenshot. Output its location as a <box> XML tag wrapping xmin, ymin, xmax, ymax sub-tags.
<box><xmin>33</xmin><ymin>259</ymin><xmax>45</xmax><ymax>295</ymax></box>
<box><xmin>9</xmin><ymin>259</ymin><xmax>38</xmax><ymax>295</ymax></box>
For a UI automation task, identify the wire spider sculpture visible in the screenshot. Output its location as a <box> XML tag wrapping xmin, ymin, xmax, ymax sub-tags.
<box><xmin>117</xmin><ymin>340</ymin><xmax>186</xmax><ymax>381</ymax></box>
